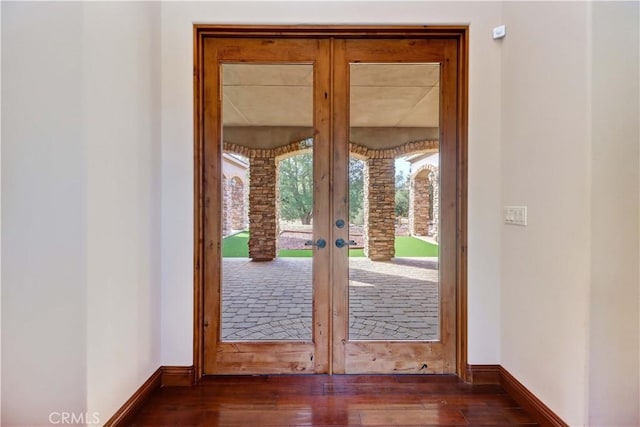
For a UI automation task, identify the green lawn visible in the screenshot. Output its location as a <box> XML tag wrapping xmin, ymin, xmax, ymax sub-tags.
<box><xmin>222</xmin><ymin>231</ymin><xmax>250</xmax><ymax>257</ymax></box>
<box><xmin>394</xmin><ymin>236</ymin><xmax>439</xmax><ymax>257</ymax></box>
<box><xmin>222</xmin><ymin>231</ymin><xmax>438</xmax><ymax>258</ymax></box>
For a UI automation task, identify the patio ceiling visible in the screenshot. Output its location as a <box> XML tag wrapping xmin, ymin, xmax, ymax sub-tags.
<box><xmin>222</xmin><ymin>63</ymin><xmax>440</xmax><ymax>128</ymax></box>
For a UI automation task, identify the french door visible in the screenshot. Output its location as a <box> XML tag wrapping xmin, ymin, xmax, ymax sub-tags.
<box><xmin>197</xmin><ymin>31</ymin><xmax>463</xmax><ymax>376</ymax></box>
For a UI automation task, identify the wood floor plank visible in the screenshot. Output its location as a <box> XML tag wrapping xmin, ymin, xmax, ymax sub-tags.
<box><xmin>359</xmin><ymin>409</ymin><xmax>468</xmax><ymax>426</ymax></box>
<box><xmin>199</xmin><ymin>409</ymin><xmax>361</xmax><ymax>426</ymax></box>
<box><xmin>461</xmin><ymin>407</ymin><xmax>537</xmax><ymax>425</ymax></box>
<box><xmin>422</xmin><ymin>393</ymin><xmax>520</xmax><ymax>409</ymax></box>
<box><xmin>127</xmin><ymin>375</ymin><xmax>539</xmax><ymax>427</ymax></box>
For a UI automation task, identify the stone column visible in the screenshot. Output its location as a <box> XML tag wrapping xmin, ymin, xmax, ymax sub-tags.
<box><xmin>409</xmin><ymin>171</ymin><xmax>430</xmax><ymax>236</ymax></box>
<box><xmin>364</xmin><ymin>157</ymin><xmax>396</xmax><ymax>261</ymax></box>
<box><xmin>248</xmin><ymin>153</ymin><xmax>277</xmax><ymax>261</ymax></box>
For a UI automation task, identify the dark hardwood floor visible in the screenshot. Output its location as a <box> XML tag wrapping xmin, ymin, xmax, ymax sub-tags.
<box><xmin>128</xmin><ymin>375</ymin><xmax>538</xmax><ymax>426</ymax></box>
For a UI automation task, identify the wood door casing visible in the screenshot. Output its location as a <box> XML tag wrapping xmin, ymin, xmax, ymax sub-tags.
<box><xmin>331</xmin><ymin>38</ymin><xmax>458</xmax><ymax>374</ymax></box>
<box><xmin>194</xmin><ymin>26</ymin><xmax>469</xmax><ymax>379</ymax></box>
<box><xmin>201</xmin><ymin>38</ymin><xmax>332</xmax><ymax>374</ymax></box>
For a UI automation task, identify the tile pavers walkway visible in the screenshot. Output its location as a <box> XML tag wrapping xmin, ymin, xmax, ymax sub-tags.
<box><xmin>221</xmin><ymin>257</ymin><xmax>439</xmax><ymax>341</ymax></box>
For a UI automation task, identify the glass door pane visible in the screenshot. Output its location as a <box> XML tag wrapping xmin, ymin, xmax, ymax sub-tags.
<box><xmin>348</xmin><ymin>63</ymin><xmax>441</xmax><ymax>341</ymax></box>
<box><xmin>221</xmin><ymin>64</ymin><xmax>314</xmax><ymax>341</ymax></box>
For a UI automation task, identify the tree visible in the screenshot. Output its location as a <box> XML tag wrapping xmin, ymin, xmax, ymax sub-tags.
<box><xmin>278</xmin><ymin>154</ymin><xmax>365</xmax><ymax>225</ymax></box>
<box><xmin>278</xmin><ymin>153</ymin><xmax>314</xmax><ymax>224</ymax></box>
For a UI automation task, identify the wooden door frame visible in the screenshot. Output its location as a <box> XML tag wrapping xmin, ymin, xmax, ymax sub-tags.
<box><xmin>193</xmin><ymin>24</ymin><xmax>469</xmax><ymax>381</ymax></box>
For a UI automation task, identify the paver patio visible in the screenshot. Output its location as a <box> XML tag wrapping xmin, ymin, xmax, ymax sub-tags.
<box><xmin>221</xmin><ymin>257</ymin><xmax>439</xmax><ymax>341</ymax></box>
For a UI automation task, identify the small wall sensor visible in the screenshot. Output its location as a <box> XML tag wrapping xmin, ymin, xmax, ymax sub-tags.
<box><xmin>493</xmin><ymin>25</ymin><xmax>506</xmax><ymax>40</ymax></box>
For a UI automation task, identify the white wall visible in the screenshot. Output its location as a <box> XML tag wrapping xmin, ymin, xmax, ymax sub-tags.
<box><xmin>1</xmin><ymin>2</ymin><xmax>162</xmax><ymax>425</ymax></box>
<box><xmin>0</xmin><ymin>2</ymin><xmax>4</xmax><ymax>422</ymax></box>
<box><xmin>501</xmin><ymin>2</ymin><xmax>640</xmax><ymax>425</ymax></box>
<box><xmin>2</xmin><ymin>4</ymin><xmax>88</xmax><ymax>425</ymax></box>
<box><xmin>501</xmin><ymin>3</ymin><xmax>591</xmax><ymax>425</ymax></box>
<box><xmin>84</xmin><ymin>2</ymin><xmax>162</xmax><ymax>422</ymax></box>
<box><xmin>160</xmin><ymin>0</ymin><xmax>504</xmax><ymax>366</ymax></box>
<box><xmin>588</xmin><ymin>2</ymin><xmax>639</xmax><ymax>425</ymax></box>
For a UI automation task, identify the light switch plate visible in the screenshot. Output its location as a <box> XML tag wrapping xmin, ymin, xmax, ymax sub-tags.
<box><xmin>504</xmin><ymin>206</ymin><xmax>527</xmax><ymax>226</ymax></box>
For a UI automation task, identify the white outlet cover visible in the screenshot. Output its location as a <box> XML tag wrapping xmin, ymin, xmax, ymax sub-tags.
<box><xmin>493</xmin><ymin>25</ymin><xmax>506</xmax><ymax>40</ymax></box>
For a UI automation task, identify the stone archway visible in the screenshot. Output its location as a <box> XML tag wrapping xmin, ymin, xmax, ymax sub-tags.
<box><xmin>351</xmin><ymin>141</ymin><xmax>438</xmax><ymax>261</ymax></box>
<box><xmin>223</xmin><ymin>139</ymin><xmax>439</xmax><ymax>260</ymax></box>
<box><xmin>409</xmin><ymin>164</ymin><xmax>439</xmax><ymax>242</ymax></box>
<box><xmin>224</xmin><ymin>139</ymin><xmax>314</xmax><ymax>261</ymax></box>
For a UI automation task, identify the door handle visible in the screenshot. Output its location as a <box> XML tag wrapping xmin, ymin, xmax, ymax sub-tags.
<box><xmin>335</xmin><ymin>238</ymin><xmax>356</xmax><ymax>248</ymax></box>
<box><xmin>305</xmin><ymin>239</ymin><xmax>327</xmax><ymax>249</ymax></box>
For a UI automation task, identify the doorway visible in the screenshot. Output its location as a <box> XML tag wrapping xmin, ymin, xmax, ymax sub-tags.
<box><xmin>194</xmin><ymin>26</ymin><xmax>468</xmax><ymax>378</ymax></box>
